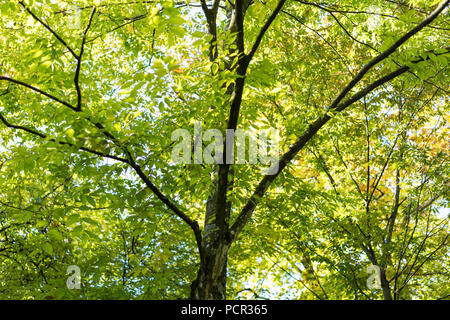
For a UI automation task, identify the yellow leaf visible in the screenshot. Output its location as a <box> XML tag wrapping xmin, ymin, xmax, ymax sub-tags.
<box><xmin>66</xmin><ymin>128</ymin><xmax>75</xmax><ymax>138</ymax></box>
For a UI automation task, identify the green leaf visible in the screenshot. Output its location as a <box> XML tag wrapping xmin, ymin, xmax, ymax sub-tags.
<box><xmin>42</xmin><ymin>243</ymin><xmax>53</xmax><ymax>255</ymax></box>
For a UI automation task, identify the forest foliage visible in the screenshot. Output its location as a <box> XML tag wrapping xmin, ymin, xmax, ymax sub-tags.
<box><xmin>0</xmin><ymin>0</ymin><xmax>448</xmax><ymax>299</ymax></box>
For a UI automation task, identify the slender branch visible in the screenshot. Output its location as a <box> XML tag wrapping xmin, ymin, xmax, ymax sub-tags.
<box><xmin>0</xmin><ymin>112</ymin><xmax>127</xmax><ymax>163</ymax></box>
<box><xmin>0</xmin><ymin>77</ymin><xmax>126</xmax><ymax>152</ymax></box>
<box><xmin>397</xmin><ymin>233</ymin><xmax>449</xmax><ymax>294</ymax></box>
<box><xmin>127</xmin><ymin>160</ymin><xmax>203</xmax><ymax>258</ymax></box>
<box><xmin>325</xmin><ymin>0</ymin><xmax>449</xmax><ymax>110</ymax></box>
<box><xmin>245</xmin><ymin>0</ymin><xmax>287</xmax><ymax>64</ymax></box>
<box><xmin>310</xmin><ymin>3</ymin><xmax>377</xmax><ymax>52</ymax></box>
<box><xmin>89</xmin><ymin>121</ymin><xmax>203</xmax><ymax>253</ymax></box>
<box><xmin>0</xmin><ymin>76</ymin><xmax>77</xmax><ymax>111</ymax></box>
<box><xmin>386</xmin><ymin>169</ymin><xmax>401</xmax><ymax>245</ymax></box>
<box><xmin>366</xmin><ymin>134</ymin><xmax>400</xmax><ymax>206</ymax></box>
<box><xmin>310</xmin><ymin>146</ymin><xmax>339</xmax><ymax>195</ymax></box>
<box><xmin>438</xmin><ymin>293</ymin><xmax>450</xmax><ymax>300</ymax></box>
<box><xmin>322</xmin><ymin>7</ymin><xmax>399</xmax><ymax>20</ymax></box>
<box><xmin>281</xmin><ymin>9</ymin><xmax>354</xmax><ymax>75</ymax></box>
<box><xmin>417</xmin><ymin>182</ymin><xmax>450</xmax><ymax>212</ymax></box>
<box><xmin>18</xmin><ymin>0</ymin><xmax>79</xmax><ymax>59</ymax></box>
<box><xmin>74</xmin><ymin>7</ymin><xmax>97</xmax><ymax>111</ymax></box>
<box><xmin>330</xmin><ymin>135</ymin><xmax>365</xmax><ymax>199</ymax></box>
<box><xmin>86</xmin><ymin>13</ymin><xmax>149</xmax><ymax>44</ymax></box>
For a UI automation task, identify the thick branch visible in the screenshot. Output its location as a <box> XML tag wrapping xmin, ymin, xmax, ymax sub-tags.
<box><xmin>235</xmin><ymin>0</ymin><xmax>246</xmax><ymax>54</ymax></box>
<box><xmin>199</xmin><ymin>0</ymin><xmax>212</xmax><ymax>17</ymax></box>
<box><xmin>214</xmin><ymin>0</ymin><xmax>249</xmax><ymax>235</ymax></box>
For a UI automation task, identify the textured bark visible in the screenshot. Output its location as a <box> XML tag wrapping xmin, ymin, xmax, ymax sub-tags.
<box><xmin>190</xmin><ymin>239</ymin><xmax>229</xmax><ymax>300</ymax></box>
<box><xmin>190</xmin><ymin>191</ymin><xmax>230</xmax><ymax>299</ymax></box>
<box><xmin>380</xmin><ymin>268</ymin><xmax>393</xmax><ymax>300</ymax></box>
<box><xmin>189</xmin><ymin>2</ymin><xmax>244</xmax><ymax>300</ymax></box>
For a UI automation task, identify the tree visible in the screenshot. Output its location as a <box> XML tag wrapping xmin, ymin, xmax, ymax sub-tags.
<box><xmin>0</xmin><ymin>0</ymin><xmax>448</xmax><ymax>299</ymax></box>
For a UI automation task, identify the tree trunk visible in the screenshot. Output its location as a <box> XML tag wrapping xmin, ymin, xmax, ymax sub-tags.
<box><xmin>190</xmin><ymin>239</ymin><xmax>229</xmax><ymax>299</ymax></box>
<box><xmin>190</xmin><ymin>189</ymin><xmax>231</xmax><ymax>299</ymax></box>
<box><xmin>189</xmin><ymin>1</ymin><xmax>250</xmax><ymax>300</ymax></box>
<box><xmin>380</xmin><ymin>268</ymin><xmax>393</xmax><ymax>300</ymax></box>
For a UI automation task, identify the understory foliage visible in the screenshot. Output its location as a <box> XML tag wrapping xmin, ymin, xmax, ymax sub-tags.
<box><xmin>0</xmin><ymin>0</ymin><xmax>448</xmax><ymax>299</ymax></box>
